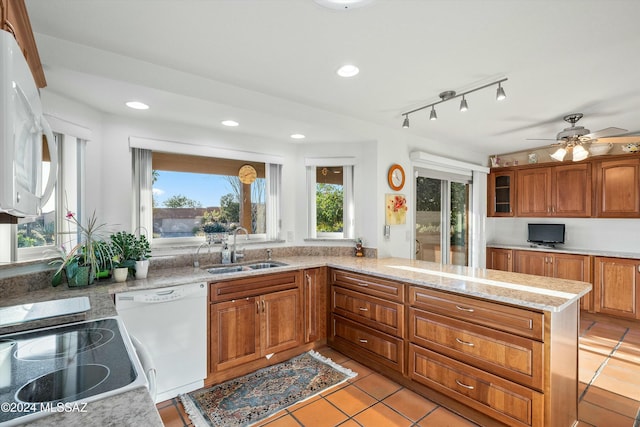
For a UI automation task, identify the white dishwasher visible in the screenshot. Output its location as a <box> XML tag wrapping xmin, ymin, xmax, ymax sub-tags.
<box><xmin>115</xmin><ymin>282</ymin><xmax>207</xmax><ymax>403</ymax></box>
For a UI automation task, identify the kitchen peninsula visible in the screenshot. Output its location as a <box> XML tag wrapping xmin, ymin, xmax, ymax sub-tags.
<box><xmin>0</xmin><ymin>255</ymin><xmax>591</xmax><ymax>427</ymax></box>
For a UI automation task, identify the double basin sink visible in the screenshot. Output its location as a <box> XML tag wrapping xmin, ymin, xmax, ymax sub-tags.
<box><xmin>205</xmin><ymin>261</ymin><xmax>287</xmax><ymax>275</ymax></box>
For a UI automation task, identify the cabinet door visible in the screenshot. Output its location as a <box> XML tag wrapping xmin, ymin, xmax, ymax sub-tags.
<box><xmin>304</xmin><ymin>267</ymin><xmax>327</xmax><ymax>343</ymax></box>
<box><xmin>552</xmin><ymin>253</ymin><xmax>593</xmax><ymax>312</ymax></box>
<box><xmin>262</xmin><ymin>289</ymin><xmax>302</xmax><ymax>355</ymax></box>
<box><xmin>594</xmin><ymin>257</ymin><xmax>640</xmax><ymax>319</ymax></box>
<box><xmin>488</xmin><ymin>171</ymin><xmax>515</xmax><ymax>217</ymax></box>
<box><xmin>595</xmin><ymin>158</ymin><xmax>640</xmax><ymax>217</ymax></box>
<box><xmin>514</xmin><ymin>250</ymin><xmax>550</xmax><ymax>277</ymax></box>
<box><xmin>210</xmin><ymin>297</ymin><xmax>260</xmax><ymax>373</ymax></box>
<box><xmin>486</xmin><ymin>248</ymin><xmax>513</xmax><ymax>271</ymax></box>
<box><xmin>516</xmin><ymin>168</ymin><xmax>552</xmax><ymax>216</ymax></box>
<box><xmin>552</xmin><ymin>164</ymin><xmax>591</xmax><ymax>217</ymax></box>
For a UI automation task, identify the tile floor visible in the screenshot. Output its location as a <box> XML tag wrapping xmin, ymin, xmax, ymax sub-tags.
<box><xmin>158</xmin><ymin>313</ymin><xmax>640</xmax><ymax>426</ymax></box>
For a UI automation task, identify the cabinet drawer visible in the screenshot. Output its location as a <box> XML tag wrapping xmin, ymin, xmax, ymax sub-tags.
<box><xmin>331</xmin><ymin>314</ymin><xmax>404</xmax><ymax>372</ymax></box>
<box><xmin>332</xmin><ymin>286</ymin><xmax>404</xmax><ymax>337</ymax></box>
<box><xmin>409</xmin><ymin>286</ymin><xmax>544</xmax><ymax>340</ymax></box>
<box><xmin>330</xmin><ymin>269</ymin><xmax>404</xmax><ymax>302</ymax></box>
<box><xmin>409</xmin><ymin>345</ymin><xmax>543</xmax><ymax>427</ymax></box>
<box><xmin>210</xmin><ymin>271</ymin><xmax>301</xmax><ymax>302</ymax></box>
<box><xmin>409</xmin><ymin>308</ymin><xmax>543</xmax><ymax>390</ymax></box>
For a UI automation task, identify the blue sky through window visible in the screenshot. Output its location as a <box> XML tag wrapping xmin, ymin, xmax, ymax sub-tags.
<box><xmin>153</xmin><ymin>171</ymin><xmax>233</xmax><ymax>208</ymax></box>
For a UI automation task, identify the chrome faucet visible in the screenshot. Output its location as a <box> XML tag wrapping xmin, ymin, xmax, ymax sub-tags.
<box><xmin>193</xmin><ymin>241</ymin><xmax>210</xmax><ymax>268</ymax></box>
<box><xmin>231</xmin><ymin>227</ymin><xmax>249</xmax><ymax>263</ymax></box>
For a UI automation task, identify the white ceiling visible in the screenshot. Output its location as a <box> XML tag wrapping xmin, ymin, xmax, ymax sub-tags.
<box><xmin>24</xmin><ymin>0</ymin><xmax>640</xmax><ymax>158</ymax></box>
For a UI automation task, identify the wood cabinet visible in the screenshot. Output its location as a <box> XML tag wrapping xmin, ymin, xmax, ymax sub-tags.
<box><xmin>487</xmin><ymin>171</ymin><xmax>514</xmax><ymax>217</ymax></box>
<box><xmin>0</xmin><ymin>0</ymin><xmax>46</xmax><ymax>87</ymax></box>
<box><xmin>303</xmin><ymin>267</ymin><xmax>327</xmax><ymax>343</ymax></box>
<box><xmin>594</xmin><ymin>257</ymin><xmax>640</xmax><ymax>319</ymax></box>
<box><xmin>516</xmin><ymin>164</ymin><xmax>591</xmax><ymax>217</ymax></box>
<box><xmin>594</xmin><ymin>157</ymin><xmax>640</xmax><ymax>217</ymax></box>
<box><xmin>208</xmin><ymin>271</ymin><xmax>303</xmax><ymax>376</ymax></box>
<box><xmin>329</xmin><ymin>269</ymin><xmax>405</xmax><ymax>372</ymax></box>
<box><xmin>486</xmin><ymin>247</ymin><xmax>513</xmax><ymax>271</ymax></box>
<box><xmin>407</xmin><ymin>286</ymin><xmax>577</xmax><ymax>427</ymax></box>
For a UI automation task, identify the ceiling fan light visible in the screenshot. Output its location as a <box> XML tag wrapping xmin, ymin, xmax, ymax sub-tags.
<box><xmin>402</xmin><ymin>115</ymin><xmax>409</xmax><ymax>128</ymax></box>
<box><xmin>496</xmin><ymin>83</ymin><xmax>506</xmax><ymax>101</ymax></box>
<box><xmin>459</xmin><ymin>96</ymin><xmax>468</xmax><ymax>112</ymax></box>
<box><xmin>550</xmin><ymin>147</ymin><xmax>566</xmax><ymax>161</ymax></box>
<box><xmin>572</xmin><ymin>144</ymin><xmax>589</xmax><ymax>161</ymax></box>
<box><xmin>429</xmin><ymin>106</ymin><xmax>437</xmax><ymax>120</ymax></box>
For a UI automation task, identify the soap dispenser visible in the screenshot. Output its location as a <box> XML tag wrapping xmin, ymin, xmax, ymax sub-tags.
<box><xmin>221</xmin><ymin>243</ymin><xmax>231</xmax><ymax>264</ymax></box>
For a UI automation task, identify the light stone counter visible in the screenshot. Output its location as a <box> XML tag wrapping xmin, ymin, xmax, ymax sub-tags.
<box><xmin>0</xmin><ymin>255</ymin><xmax>591</xmax><ymax>426</ymax></box>
<box><xmin>488</xmin><ymin>242</ymin><xmax>640</xmax><ymax>260</ymax></box>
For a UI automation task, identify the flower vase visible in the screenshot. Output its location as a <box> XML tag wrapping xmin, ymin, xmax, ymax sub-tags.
<box><xmin>113</xmin><ymin>267</ymin><xmax>128</xmax><ymax>283</ymax></box>
<box><xmin>135</xmin><ymin>260</ymin><xmax>149</xmax><ymax>279</ymax></box>
<box><xmin>68</xmin><ymin>266</ymin><xmax>91</xmax><ymax>288</ymax></box>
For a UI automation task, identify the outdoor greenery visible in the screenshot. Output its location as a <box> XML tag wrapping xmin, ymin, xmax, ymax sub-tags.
<box><xmin>316</xmin><ymin>183</ymin><xmax>343</xmax><ymax>232</ymax></box>
<box><xmin>163</xmin><ymin>194</ymin><xmax>202</xmax><ymax>208</ymax></box>
<box><xmin>416</xmin><ymin>177</ymin><xmax>468</xmax><ymax>246</ymax></box>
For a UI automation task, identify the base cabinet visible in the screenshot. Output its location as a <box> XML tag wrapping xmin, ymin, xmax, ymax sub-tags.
<box><xmin>208</xmin><ymin>271</ymin><xmax>303</xmax><ymax>379</ymax></box>
<box><xmin>303</xmin><ymin>267</ymin><xmax>327</xmax><ymax>343</ymax></box>
<box><xmin>594</xmin><ymin>257</ymin><xmax>640</xmax><ymax>319</ymax></box>
<box><xmin>486</xmin><ymin>247</ymin><xmax>513</xmax><ymax>271</ymax></box>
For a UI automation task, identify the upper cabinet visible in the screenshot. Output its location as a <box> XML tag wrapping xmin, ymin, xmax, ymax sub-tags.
<box><xmin>489</xmin><ymin>154</ymin><xmax>639</xmax><ymax>218</ymax></box>
<box><xmin>515</xmin><ymin>163</ymin><xmax>591</xmax><ymax>217</ymax></box>
<box><xmin>594</xmin><ymin>157</ymin><xmax>640</xmax><ymax>217</ymax></box>
<box><xmin>487</xmin><ymin>171</ymin><xmax>514</xmax><ymax>217</ymax></box>
<box><xmin>0</xmin><ymin>0</ymin><xmax>46</xmax><ymax>88</ymax></box>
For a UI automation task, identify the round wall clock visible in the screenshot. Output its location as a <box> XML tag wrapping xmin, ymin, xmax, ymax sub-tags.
<box><xmin>388</xmin><ymin>164</ymin><xmax>405</xmax><ymax>191</ymax></box>
<box><xmin>238</xmin><ymin>164</ymin><xmax>257</xmax><ymax>184</ymax></box>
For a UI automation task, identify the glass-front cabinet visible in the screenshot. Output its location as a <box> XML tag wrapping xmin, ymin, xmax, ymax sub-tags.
<box><xmin>488</xmin><ymin>170</ymin><xmax>514</xmax><ymax>217</ymax></box>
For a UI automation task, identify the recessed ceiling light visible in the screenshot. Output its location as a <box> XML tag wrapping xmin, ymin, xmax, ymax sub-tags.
<box><xmin>314</xmin><ymin>0</ymin><xmax>375</xmax><ymax>10</ymax></box>
<box><xmin>126</xmin><ymin>101</ymin><xmax>149</xmax><ymax>110</ymax></box>
<box><xmin>221</xmin><ymin>120</ymin><xmax>239</xmax><ymax>127</ymax></box>
<box><xmin>290</xmin><ymin>134</ymin><xmax>306</xmax><ymax>140</ymax></box>
<box><xmin>336</xmin><ymin>64</ymin><xmax>359</xmax><ymax>78</ymax></box>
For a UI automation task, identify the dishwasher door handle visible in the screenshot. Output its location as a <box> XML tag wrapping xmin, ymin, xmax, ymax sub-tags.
<box><xmin>121</xmin><ymin>283</ymin><xmax>206</xmax><ymax>304</ymax></box>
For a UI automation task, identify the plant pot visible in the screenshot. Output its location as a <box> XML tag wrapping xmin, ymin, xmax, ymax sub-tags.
<box><xmin>96</xmin><ymin>269</ymin><xmax>111</xmax><ymax>279</ymax></box>
<box><xmin>113</xmin><ymin>267</ymin><xmax>128</xmax><ymax>283</ymax></box>
<box><xmin>68</xmin><ymin>266</ymin><xmax>91</xmax><ymax>288</ymax></box>
<box><xmin>135</xmin><ymin>260</ymin><xmax>149</xmax><ymax>280</ymax></box>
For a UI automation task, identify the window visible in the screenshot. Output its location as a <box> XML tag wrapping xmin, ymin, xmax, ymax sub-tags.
<box><xmin>306</xmin><ymin>159</ymin><xmax>354</xmax><ymax>240</ymax></box>
<box><xmin>132</xmin><ymin>146</ymin><xmax>282</xmax><ymax>244</ymax></box>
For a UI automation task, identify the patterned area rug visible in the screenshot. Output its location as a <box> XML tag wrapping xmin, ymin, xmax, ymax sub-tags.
<box><xmin>180</xmin><ymin>350</ymin><xmax>357</xmax><ymax>427</ymax></box>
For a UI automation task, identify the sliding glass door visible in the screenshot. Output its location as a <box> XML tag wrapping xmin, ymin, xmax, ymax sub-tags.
<box><xmin>415</xmin><ymin>171</ymin><xmax>470</xmax><ymax>266</ymax></box>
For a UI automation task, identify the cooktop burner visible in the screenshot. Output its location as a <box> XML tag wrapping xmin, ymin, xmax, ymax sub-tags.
<box><xmin>0</xmin><ymin>317</ymin><xmax>146</xmax><ymax>426</ymax></box>
<box><xmin>15</xmin><ymin>328</ymin><xmax>115</xmax><ymax>361</ymax></box>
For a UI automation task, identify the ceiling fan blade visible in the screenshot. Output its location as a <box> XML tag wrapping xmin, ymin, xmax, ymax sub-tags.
<box><xmin>596</xmin><ymin>136</ymin><xmax>640</xmax><ymax>144</ymax></box>
<box><xmin>526</xmin><ymin>138</ymin><xmax>556</xmax><ymax>141</ymax></box>
<box><xmin>581</xmin><ymin>127</ymin><xmax>628</xmax><ymax>140</ymax></box>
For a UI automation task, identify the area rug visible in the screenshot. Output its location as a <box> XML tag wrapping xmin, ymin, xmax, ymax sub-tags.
<box><xmin>180</xmin><ymin>350</ymin><xmax>357</xmax><ymax>427</ymax></box>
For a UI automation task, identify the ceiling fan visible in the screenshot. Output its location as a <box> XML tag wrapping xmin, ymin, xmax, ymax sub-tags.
<box><xmin>528</xmin><ymin>113</ymin><xmax>640</xmax><ymax>162</ymax></box>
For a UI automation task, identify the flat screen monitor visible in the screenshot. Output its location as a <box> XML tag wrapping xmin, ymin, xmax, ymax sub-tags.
<box><xmin>527</xmin><ymin>223</ymin><xmax>565</xmax><ymax>246</ymax></box>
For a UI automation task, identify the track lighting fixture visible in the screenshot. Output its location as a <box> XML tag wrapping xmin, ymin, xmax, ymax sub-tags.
<box><xmin>459</xmin><ymin>96</ymin><xmax>468</xmax><ymax>112</ymax></box>
<box><xmin>400</xmin><ymin>78</ymin><xmax>507</xmax><ymax>128</ymax></box>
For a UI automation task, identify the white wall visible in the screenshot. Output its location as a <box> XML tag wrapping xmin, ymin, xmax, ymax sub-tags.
<box><xmin>41</xmin><ymin>92</ymin><xmax>488</xmax><ymax>259</ymax></box>
<box><xmin>487</xmin><ymin>217</ymin><xmax>640</xmax><ymax>253</ymax></box>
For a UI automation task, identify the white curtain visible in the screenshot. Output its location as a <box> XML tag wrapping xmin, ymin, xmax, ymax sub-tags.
<box><xmin>131</xmin><ymin>148</ymin><xmax>153</xmax><ymax>238</ymax></box>
<box><xmin>265</xmin><ymin>163</ymin><xmax>282</xmax><ymax>241</ymax></box>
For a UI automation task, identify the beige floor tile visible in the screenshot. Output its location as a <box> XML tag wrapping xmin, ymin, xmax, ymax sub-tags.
<box><xmin>291</xmin><ymin>398</ymin><xmax>348</xmax><ymax>427</ymax></box>
<box><xmin>382</xmin><ymin>388</ymin><xmax>438</xmax><ymax>422</ymax></box>
<box><xmin>324</xmin><ymin>384</ymin><xmax>377</xmax><ymax>416</ymax></box>
<box><xmin>579</xmin><ymin>400</ymin><xmax>636</xmax><ymax>427</ymax></box>
<box><xmin>416</xmin><ymin>407</ymin><xmax>479</xmax><ymax>426</ymax></box>
<box><xmin>582</xmin><ymin>386</ymin><xmax>640</xmax><ymax>419</ymax></box>
<box><xmin>316</xmin><ymin>347</ymin><xmax>350</xmax><ymax>365</ymax></box>
<box><xmin>353</xmin><ymin>402</ymin><xmax>412</xmax><ymax>427</ymax></box>
<box><xmin>340</xmin><ymin>359</ymin><xmax>374</xmax><ymax>382</ymax></box>
<box><xmin>261</xmin><ymin>414</ymin><xmax>303</xmax><ymax>427</ymax></box>
<box><xmin>591</xmin><ymin>374</ymin><xmax>640</xmax><ymax>401</ymax></box>
<box><xmin>353</xmin><ymin>372</ymin><xmax>402</xmax><ymax>400</ymax></box>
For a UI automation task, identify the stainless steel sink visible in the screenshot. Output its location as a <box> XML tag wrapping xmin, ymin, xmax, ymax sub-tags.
<box><xmin>206</xmin><ymin>261</ymin><xmax>287</xmax><ymax>275</ymax></box>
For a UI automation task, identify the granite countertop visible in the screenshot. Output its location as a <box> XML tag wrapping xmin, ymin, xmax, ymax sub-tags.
<box><xmin>487</xmin><ymin>243</ymin><xmax>640</xmax><ymax>260</ymax></box>
<box><xmin>0</xmin><ymin>255</ymin><xmax>592</xmax><ymax>426</ymax></box>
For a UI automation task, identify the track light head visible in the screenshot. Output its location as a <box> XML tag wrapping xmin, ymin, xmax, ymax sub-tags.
<box><xmin>496</xmin><ymin>83</ymin><xmax>506</xmax><ymax>101</ymax></box>
<box><xmin>460</xmin><ymin>96</ymin><xmax>468</xmax><ymax>112</ymax></box>
<box><xmin>402</xmin><ymin>115</ymin><xmax>409</xmax><ymax>128</ymax></box>
<box><xmin>429</xmin><ymin>106</ymin><xmax>437</xmax><ymax>120</ymax></box>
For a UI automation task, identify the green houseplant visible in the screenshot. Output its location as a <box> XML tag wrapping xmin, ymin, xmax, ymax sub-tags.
<box><xmin>109</xmin><ymin>231</ymin><xmax>137</xmax><ymax>282</ymax></box>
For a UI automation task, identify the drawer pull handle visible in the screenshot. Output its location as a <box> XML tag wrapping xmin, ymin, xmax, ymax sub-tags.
<box><xmin>455</xmin><ymin>338</ymin><xmax>475</xmax><ymax>347</ymax></box>
<box><xmin>455</xmin><ymin>305</ymin><xmax>474</xmax><ymax>313</ymax></box>
<box><xmin>455</xmin><ymin>379</ymin><xmax>475</xmax><ymax>390</ymax></box>
<box><xmin>359</xmin><ymin>339</ymin><xmax>368</xmax><ymax>343</ymax></box>
<box><xmin>358</xmin><ymin>307</ymin><xmax>369</xmax><ymax>312</ymax></box>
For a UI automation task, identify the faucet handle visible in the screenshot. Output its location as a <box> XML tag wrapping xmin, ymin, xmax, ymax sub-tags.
<box><xmin>266</xmin><ymin>249</ymin><xmax>272</xmax><ymax>260</ymax></box>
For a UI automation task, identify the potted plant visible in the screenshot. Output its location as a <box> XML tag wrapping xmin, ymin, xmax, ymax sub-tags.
<box><xmin>130</xmin><ymin>234</ymin><xmax>152</xmax><ymax>279</ymax></box>
<box><xmin>109</xmin><ymin>232</ymin><xmax>137</xmax><ymax>282</ymax></box>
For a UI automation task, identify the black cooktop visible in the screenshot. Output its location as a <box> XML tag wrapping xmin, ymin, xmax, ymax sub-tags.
<box><xmin>0</xmin><ymin>317</ymin><xmax>144</xmax><ymax>425</ymax></box>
